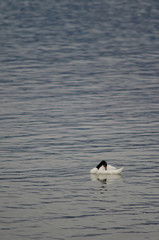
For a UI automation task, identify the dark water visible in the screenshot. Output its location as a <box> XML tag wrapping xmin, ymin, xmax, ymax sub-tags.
<box><xmin>0</xmin><ymin>0</ymin><xmax>159</xmax><ymax>239</ymax></box>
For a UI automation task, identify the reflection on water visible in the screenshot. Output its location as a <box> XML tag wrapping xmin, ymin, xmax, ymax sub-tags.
<box><xmin>90</xmin><ymin>173</ymin><xmax>123</xmax><ymax>194</ymax></box>
<box><xmin>100</xmin><ymin>185</ymin><xmax>108</xmax><ymax>193</ymax></box>
<box><xmin>90</xmin><ymin>173</ymin><xmax>123</xmax><ymax>184</ymax></box>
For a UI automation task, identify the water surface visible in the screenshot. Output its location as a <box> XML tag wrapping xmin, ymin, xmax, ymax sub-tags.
<box><xmin>0</xmin><ymin>0</ymin><xmax>159</xmax><ymax>239</ymax></box>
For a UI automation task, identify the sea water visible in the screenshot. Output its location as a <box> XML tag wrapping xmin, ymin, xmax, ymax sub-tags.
<box><xmin>0</xmin><ymin>0</ymin><xmax>159</xmax><ymax>239</ymax></box>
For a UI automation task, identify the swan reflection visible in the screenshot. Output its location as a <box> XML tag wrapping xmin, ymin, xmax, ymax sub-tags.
<box><xmin>90</xmin><ymin>173</ymin><xmax>122</xmax><ymax>184</ymax></box>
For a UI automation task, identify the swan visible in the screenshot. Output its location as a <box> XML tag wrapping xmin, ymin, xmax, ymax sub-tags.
<box><xmin>90</xmin><ymin>160</ymin><xmax>123</xmax><ymax>175</ymax></box>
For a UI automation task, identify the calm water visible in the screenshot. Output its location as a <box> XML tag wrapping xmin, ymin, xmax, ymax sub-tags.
<box><xmin>0</xmin><ymin>0</ymin><xmax>159</xmax><ymax>239</ymax></box>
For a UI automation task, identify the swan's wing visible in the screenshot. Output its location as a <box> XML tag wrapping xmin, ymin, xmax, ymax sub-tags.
<box><xmin>98</xmin><ymin>165</ymin><xmax>106</xmax><ymax>173</ymax></box>
<box><xmin>99</xmin><ymin>167</ymin><xmax>124</xmax><ymax>175</ymax></box>
<box><xmin>90</xmin><ymin>167</ymin><xmax>98</xmax><ymax>174</ymax></box>
<box><xmin>107</xmin><ymin>165</ymin><xmax>116</xmax><ymax>170</ymax></box>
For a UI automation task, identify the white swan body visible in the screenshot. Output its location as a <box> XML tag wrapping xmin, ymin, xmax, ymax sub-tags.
<box><xmin>90</xmin><ymin>162</ymin><xmax>123</xmax><ymax>175</ymax></box>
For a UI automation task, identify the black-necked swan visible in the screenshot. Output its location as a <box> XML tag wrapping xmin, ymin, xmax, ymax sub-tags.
<box><xmin>90</xmin><ymin>160</ymin><xmax>123</xmax><ymax>175</ymax></box>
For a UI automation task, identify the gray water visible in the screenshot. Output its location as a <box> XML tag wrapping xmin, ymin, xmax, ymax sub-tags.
<box><xmin>0</xmin><ymin>0</ymin><xmax>159</xmax><ymax>239</ymax></box>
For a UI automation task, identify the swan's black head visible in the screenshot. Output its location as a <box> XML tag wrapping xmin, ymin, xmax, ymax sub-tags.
<box><xmin>96</xmin><ymin>160</ymin><xmax>107</xmax><ymax>170</ymax></box>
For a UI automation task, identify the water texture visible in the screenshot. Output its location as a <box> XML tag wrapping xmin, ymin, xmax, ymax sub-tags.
<box><xmin>0</xmin><ymin>0</ymin><xmax>159</xmax><ymax>239</ymax></box>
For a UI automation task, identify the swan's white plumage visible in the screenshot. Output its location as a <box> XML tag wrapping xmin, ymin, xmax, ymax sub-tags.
<box><xmin>98</xmin><ymin>165</ymin><xmax>106</xmax><ymax>173</ymax></box>
<box><xmin>107</xmin><ymin>164</ymin><xmax>116</xmax><ymax>170</ymax></box>
<box><xmin>90</xmin><ymin>164</ymin><xmax>123</xmax><ymax>175</ymax></box>
<box><xmin>90</xmin><ymin>167</ymin><xmax>98</xmax><ymax>174</ymax></box>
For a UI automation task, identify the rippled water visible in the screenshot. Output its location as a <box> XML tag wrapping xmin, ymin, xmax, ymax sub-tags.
<box><xmin>0</xmin><ymin>0</ymin><xmax>159</xmax><ymax>239</ymax></box>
